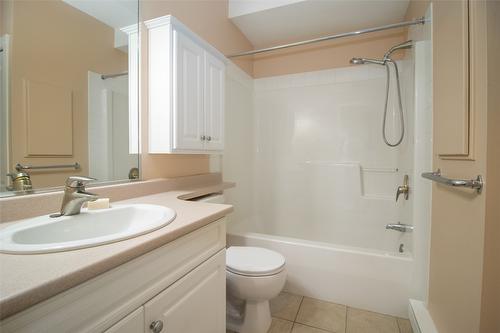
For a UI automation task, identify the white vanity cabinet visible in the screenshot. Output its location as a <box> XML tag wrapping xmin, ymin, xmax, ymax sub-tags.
<box><xmin>106</xmin><ymin>251</ymin><xmax>225</xmax><ymax>333</ymax></box>
<box><xmin>0</xmin><ymin>218</ymin><xmax>227</xmax><ymax>333</ymax></box>
<box><xmin>144</xmin><ymin>250</ymin><xmax>226</xmax><ymax>333</ymax></box>
<box><xmin>104</xmin><ymin>308</ymin><xmax>144</xmax><ymax>333</ymax></box>
<box><xmin>146</xmin><ymin>15</ymin><xmax>226</xmax><ymax>154</ymax></box>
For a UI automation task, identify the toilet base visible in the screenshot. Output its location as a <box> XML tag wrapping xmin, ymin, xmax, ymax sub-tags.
<box><xmin>226</xmin><ymin>299</ymin><xmax>272</xmax><ymax>333</ymax></box>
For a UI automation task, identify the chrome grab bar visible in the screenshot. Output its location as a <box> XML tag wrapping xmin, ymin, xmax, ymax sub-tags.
<box><xmin>421</xmin><ymin>169</ymin><xmax>483</xmax><ymax>194</ymax></box>
<box><xmin>15</xmin><ymin>162</ymin><xmax>80</xmax><ymax>172</ymax></box>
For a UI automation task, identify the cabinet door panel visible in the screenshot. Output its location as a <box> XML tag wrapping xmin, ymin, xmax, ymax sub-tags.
<box><xmin>104</xmin><ymin>307</ymin><xmax>144</xmax><ymax>333</ymax></box>
<box><xmin>434</xmin><ymin>0</ymin><xmax>470</xmax><ymax>158</ymax></box>
<box><xmin>204</xmin><ymin>52</ymin><xmax>225</xmax><ymax>151</ymax></box>
<box><xmin>144</xmin><ymin>250</ymin><xmax>225</xmax><ymax>333</ymax></box>
<box><xmin>173</xmin><ymin>29</ymin><xmax>204</xmax><ymax>151</ymax></box>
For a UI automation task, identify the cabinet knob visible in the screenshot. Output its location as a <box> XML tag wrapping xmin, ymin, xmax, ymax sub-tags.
<box><xmin>200</xmin><ymin>135</ymin><xmax>206</xmax><ymax>141</ymax></box>
<box><xmin>207</xmin><ymin>136</ymin><xmax>212</xmax><ymax>141</ymax></box>
<box><xmin>150</xmin><ymin>320</ymin><xmax>164</xmax><ymax>333</ymax></box>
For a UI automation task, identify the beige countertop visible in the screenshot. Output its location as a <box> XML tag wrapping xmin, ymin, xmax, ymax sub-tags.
<box><xmin>0</xmin><ymin>183</ymin><xmax>233</xmax><ymax>320</ymax></box>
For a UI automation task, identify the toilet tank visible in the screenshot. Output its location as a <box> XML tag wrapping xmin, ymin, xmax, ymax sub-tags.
<box><xmin>192</xmin><ymin>193</ymin><xmax>225</xmax><ymax>204</ymax></box>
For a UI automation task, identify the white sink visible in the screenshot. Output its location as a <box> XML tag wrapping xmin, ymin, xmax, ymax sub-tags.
<box><xmin>0</xmin><ymin>204</ymin><xmax>176</xmax><ymax>254</ymax></box>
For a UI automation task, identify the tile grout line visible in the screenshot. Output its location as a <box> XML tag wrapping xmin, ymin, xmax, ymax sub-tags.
<box><xmin>290</xmin><ymin>295</ymin><xmax>304</xmax><ymax>333</ymax></box>
<box><xmin>293</xmin><ymin>322</ymin><xmax>335</xmax><ymax>333</ymax></box>
<box><xmin>345</xmin><ymin>306</ymin><xmax>349</xmax><ymax>333</ymax></box>
<box><xmin>294</xmin><ymin>296</ymin><xmax>346</xmax><ymax>333</ymax></box>
<box><xmin>293</xmin><ymin>295</ymin><xmax>305</xmax><ymax>323</ymax></box>
<box><xmin>396</xmin><ymin>317</ymin><xmax>402</xmax><ymax>333</ymax></box>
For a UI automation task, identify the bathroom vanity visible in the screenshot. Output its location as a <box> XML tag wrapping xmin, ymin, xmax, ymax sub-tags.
<box><xmin>0</xmin><ymin>187</ymin><xmax>232</xmax><ymax>333</ymax></box>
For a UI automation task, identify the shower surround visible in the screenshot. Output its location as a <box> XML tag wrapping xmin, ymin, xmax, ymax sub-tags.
<box><xmin>223</xmin><ymin>42</ymin><xmax>431</xmax><ymax>317</ymax></box>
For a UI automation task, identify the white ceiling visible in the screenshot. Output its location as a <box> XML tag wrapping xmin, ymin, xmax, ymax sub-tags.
<box><xmin>62</xmin><ymin>0</ymin><xmax>138</xmax><ymax>29</ymax></box>
<box><xmin>62</xmin><ymin>0</ymin><xmax>138</xmax><ymax>52</ymax></box>
<box><xmin>229</xmin><ymin>0</ymin><xmax>411</xmax><ymax>48</ymax></box>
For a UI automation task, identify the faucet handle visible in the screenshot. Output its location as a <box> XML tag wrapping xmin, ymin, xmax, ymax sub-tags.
<box><xmin>396</xmin><ymin>174</ymin><xmax>410</xmax><ymax>202</ymax></box>
<box><xmin>65</xmin><ymin>176</ymin><xmax>97</xmax><ymax>188</ymax></box>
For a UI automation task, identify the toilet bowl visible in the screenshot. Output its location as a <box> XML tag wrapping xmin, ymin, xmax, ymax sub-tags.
<box><xmin>191</xmin><ymin>194</ymin><xmax>287</xmax><ymax>333</ymax></box>
<box><xmin>226</xmin><ymin>246</ymin><xmax>287</xmax><ymax>333</ymax></box>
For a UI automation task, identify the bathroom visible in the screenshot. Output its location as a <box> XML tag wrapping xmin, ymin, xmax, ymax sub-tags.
<box><xmin>0</xmin><ymin>1</ymin><xmax>498</xmax><ymax>333</ymax></box>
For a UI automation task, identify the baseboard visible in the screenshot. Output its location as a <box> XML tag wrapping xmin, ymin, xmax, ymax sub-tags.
<box><xmin>408</xmin><ymin>299</ymin><xmax>439</xmax><ymax>333</ymax></box>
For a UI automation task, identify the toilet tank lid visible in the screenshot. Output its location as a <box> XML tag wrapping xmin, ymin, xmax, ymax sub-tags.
<box><xmin>226</xmin><ymin>246</ymin><xmax>285</xmax><ymax>276</ymax></box>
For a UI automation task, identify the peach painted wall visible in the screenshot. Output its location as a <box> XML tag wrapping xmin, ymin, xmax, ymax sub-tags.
<box><xmin>252</xmin><ymin>29</ymin><xmax>407</xmax><ymax>78</ymax></box>
<box><xmin>0</xmin><ymin>0</ymin><xmax>10</xmax><ymax>35</ymax></box>
<box><xmin>249</xmin><ymin>0</ymin><xmax>437</xmax><ymax>79</ymax></box>
<box><xmin>6</xmin><ymin>0</ymin><xmax>127</xmax><ymax>188</ymax></box>
<box><xmin>139</xmin><ymin>0</ymin><xmax>253</xmax><ymax>180</ymax></box>
<box><xmin>404</xmin><ymin>0</ymin><xmax>430</xmax><ymax>21</ymax></box>
<box><xmin>141</xmin><ymin>0</ymin><xmax>253</xmax><ymax>76</ymax></box>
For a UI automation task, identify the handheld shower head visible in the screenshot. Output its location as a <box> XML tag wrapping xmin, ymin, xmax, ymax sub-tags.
<box><xmin>349</xmin><ymin>57</ymin><xmax>386</xmax><ymax>65</ymax></box>
<box><xmin>350</xmin><ymin>40</ymin><xmax>414</xmax><ymax>66</ymax></box>
<box><xmin>348</xmin><ymin>39</ymin><xmax>410</xmax><ymax>147</ymax></box>
<box><xmin>350</xmin><ymin>58</ymin><xmax>365</xmax><ymax>65</ymax></box>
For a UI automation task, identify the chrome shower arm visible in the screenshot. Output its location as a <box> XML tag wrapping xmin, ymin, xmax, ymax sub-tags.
<box><xmin>383</xmin><ymin>40</ymin><xmax>413</xmax><ymax>60</ymax></box>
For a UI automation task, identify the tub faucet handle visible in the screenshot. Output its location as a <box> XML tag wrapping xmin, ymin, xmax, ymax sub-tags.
<box><xmin>396</xmin><ymin>175</ymin><xmax>409</xmax><ymax>202</ymax></box>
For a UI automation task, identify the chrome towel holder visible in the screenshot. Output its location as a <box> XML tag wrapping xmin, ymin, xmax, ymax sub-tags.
<box><xmin>421</xmin><ymin>169</ymin><xmax>483</xmax><ymax>194</ymax></box>
<box><xmin>15</xmin><ymin>162</ymin><xmax>81</xmax><ymax>172</ymax></box>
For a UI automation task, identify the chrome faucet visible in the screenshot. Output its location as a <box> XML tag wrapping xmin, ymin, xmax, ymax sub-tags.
<box><xmin>386</xmin><ymin>222</ymin><xmax>414</xmax><ymax>232</ymax></box>
<box><xmin>396</xmin><ymin>175</ymin><xmax>409</xmax><ymax>202</ymax></box>
<box><xmin>51</xmin><ymin>176</ymin><xmax>98</xmax><ymax>217</ymax></box>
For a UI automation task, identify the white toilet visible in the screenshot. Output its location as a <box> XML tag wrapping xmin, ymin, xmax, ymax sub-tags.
<box><xmin>192</xmin><ymin>193</ymin><xmax>287</xmax><ymax>333</ymax></box>
<box><xmin>226</xmin><ymin>246</ymin><xmax>287</xmax><ymax>333</ymax></box>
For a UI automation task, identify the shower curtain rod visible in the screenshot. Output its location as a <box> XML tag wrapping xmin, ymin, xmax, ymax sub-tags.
<box><xmin>227</xmin><ymin>17</ymin><xmax>426</xmax><ymax>58</ymax></box>
<box><xmin>101</xmin><ymin>72</ymin><xmax>128</xmax><ymax>80</ymax></box>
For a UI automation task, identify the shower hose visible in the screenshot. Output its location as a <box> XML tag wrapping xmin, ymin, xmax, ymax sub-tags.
<box><xmin>382</xmin><ymin>59</ymin><xmax>405</xmax><ymax>147</ymax></box>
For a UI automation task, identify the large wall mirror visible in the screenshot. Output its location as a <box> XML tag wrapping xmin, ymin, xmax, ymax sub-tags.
<box><xmin>0</xmin><ymin>0</ymin><xmax>140</xmax><ymax>197</ymax></box>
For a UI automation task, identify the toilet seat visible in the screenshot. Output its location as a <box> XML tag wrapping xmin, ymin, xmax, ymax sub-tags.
<box><xmin>226</xmin><ymin>246</ymin><xmax>285</xmax><ymax>277</ymax></box>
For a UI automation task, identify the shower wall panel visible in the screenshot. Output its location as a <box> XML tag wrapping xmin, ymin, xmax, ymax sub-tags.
<box><xmin>253</xmin><ymin>65</ymin><xmax>412</xmax><ymax>252</ymax></box>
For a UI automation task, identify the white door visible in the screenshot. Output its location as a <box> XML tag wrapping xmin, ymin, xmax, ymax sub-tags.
<box><xmin>0</xmin><ymin>35</ymin><xmax>9</xmax><ymax>192</ymax></box>
<box><xmin>104</xmin><ymin>307</ymin><xmax>145</xmax><ymax>333</ymax></box>
<box><xmin>173</xmin><ymin>29</ymin><xmax>204</xmax><ymax>151</ymax></box>
<box><xmin>203</xmin><ymin>51</ymin><xmax>225</xmax><ymax>151</ymax></box>
<box><xmin>144</xmin><ymin>250</ymin><xmax>226</xmax><ymax>333</ymax></box>
<box><xmin>88</xmin><ymin>72</ymin><xmax>137</xmax><ymax>182</ymax></box>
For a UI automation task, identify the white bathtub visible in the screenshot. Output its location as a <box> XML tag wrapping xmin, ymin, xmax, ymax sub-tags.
<box><xmin>227</xmin><ymin>230</ymin><xmax>413</xmax><ymax>318</ymax></box>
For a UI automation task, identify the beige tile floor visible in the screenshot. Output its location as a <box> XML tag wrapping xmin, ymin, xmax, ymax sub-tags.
<box><xmin>228</xmin><ymin>292</ymin><xmax>413</xmax><ymax>333</ymax></box>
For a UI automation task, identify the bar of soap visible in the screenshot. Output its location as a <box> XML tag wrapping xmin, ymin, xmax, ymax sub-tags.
<box><xmin>87</xmin><ymin>198</ymin><xmax>110</xmax><ymax>210</ymax></box>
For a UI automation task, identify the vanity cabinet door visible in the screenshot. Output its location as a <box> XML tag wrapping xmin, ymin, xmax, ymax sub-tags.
<box><xmin>144</xmin><ymin>250</ymin><xmax>225</xmax><ymax>333</ymax></box>
<box><xmin>173</xmin><ymin>28</ymin><xmax>205</xmax><ymax>151</ymax></box>
<box><xmin>203</xmin><ymin>51</ymin><xmax>225</xmax><ymax>151</ymax></box>
<box><xmin>104</xmin><ymin>307</ymin><xmax>144</xmax><ymax>333</ymax></box>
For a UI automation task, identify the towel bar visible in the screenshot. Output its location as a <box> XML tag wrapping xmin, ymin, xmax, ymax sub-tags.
<box><xmin>421</xmin><ymin>169</ymin><xmax>483</xmax><ymax>194</ymax></box>
<box><xmin>15</xmin><ymin>162</ymin><xmax>80</xmax><ymax>172</ymax></box>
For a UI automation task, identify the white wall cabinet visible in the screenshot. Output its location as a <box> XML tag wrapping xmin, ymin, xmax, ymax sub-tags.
<box><xmin>0</xmin><ymin>219</ymin><xmax>227</xmax><ymax>333</ymax></box>
<box><xmin>146</xmin><ymin>15</ymin><xmax>226</xmax><ymax>154</ymax></box>
<box><xmin>203</xmin><ymin>52</ymin><xmax>225</xmax><ymax>151</ymax></box>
